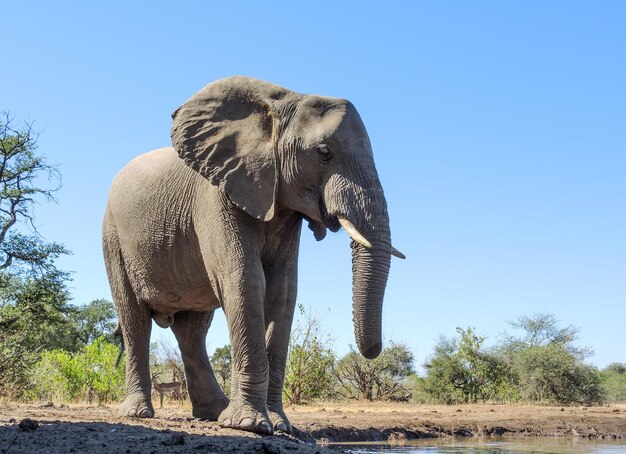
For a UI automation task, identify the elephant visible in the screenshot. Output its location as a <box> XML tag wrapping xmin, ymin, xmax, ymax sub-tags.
<box><xmin>102</xmin><ymin>76</ymin><xmax>404</xmax><ymax>435</ymax></box>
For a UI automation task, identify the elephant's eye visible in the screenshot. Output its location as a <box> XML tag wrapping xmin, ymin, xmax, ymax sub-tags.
<box><xmin>317</xmin><ymin>144</ymin><xmax>333</xmax><ymax>163</ymax></box>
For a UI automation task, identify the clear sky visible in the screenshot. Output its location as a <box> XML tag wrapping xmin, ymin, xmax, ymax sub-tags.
<box><xmin>2</xmin><ymin>1</ymin><xmax>625</xmax><ymax>369</ymax></box>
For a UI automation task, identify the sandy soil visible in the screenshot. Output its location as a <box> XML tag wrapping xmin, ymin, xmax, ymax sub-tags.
<box><xmin>1</xmin><ymin>401</ymin><xmax>625</xmax><ymax>453</ymax></box>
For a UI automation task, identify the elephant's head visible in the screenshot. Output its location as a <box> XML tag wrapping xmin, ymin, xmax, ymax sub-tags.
<box><xmin>171</xmin><ymin>76</ymin><xmax>404</xmax><ymax>359</ymax></box>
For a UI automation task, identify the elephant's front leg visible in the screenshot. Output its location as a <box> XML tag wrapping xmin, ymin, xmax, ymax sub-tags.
<box><xmin>263</xmin><ymin>258</ymin><xmax>298</xmax><ymax>433</ymax></box>
<box><xmin>218</xmin><ymin>272</ymin><xmax>273</xmax><ymax>435</ymax></box>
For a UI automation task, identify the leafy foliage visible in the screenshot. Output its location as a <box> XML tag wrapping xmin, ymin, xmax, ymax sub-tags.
<box><xmin>0</xmin><ymin>328</ymin><xmax>38</xmax><ymax>401</ymax></box>
<box><xmin>600</xmin><ymin>363</ymin><xmax>626</xmax><ymax>403</ymax></box>
<box><xmin>423</xmin><ymin>315</ymin><xmax>605</xmax><ymax>405</ymax></box>
<box><xmin>30</xmin><ymin>337</ymin><xmax>125</xmax><ymax>403</ymax></box>
<box><xmin>0</xmin><ymin>273</ymin><xmax>78</xmax><ymax>399</ymax></box>
<box><xmin>335</xmin><ymin>342</ymin><xmax>414</xmax><ymax>401</ymax></box>
<box><xmin>499</xmin><ymin>313</ymin><xmax>603</xmax><ymax>405</ymax></box>
<box><xmin>69</xmin><ymin>299</ymin><xmax>117</xmax><ymax>345</ymax></box>
<box><xmin>283</xmin><ymin>306</ymin><xmax>336</xmax><ymax>404</ymax></box>
<box><xmin>0</xmin><ymin>113</ymin><xmax>65</xmax><ymax>275</ymax></box>
<box><xmin>210</xmin><ymin>344</ymin><xmax>232</xmax><ymax>397</ymax></box>
<box><xmin>501</xmin><ymin>313</ymin><xmax>591</xmax><ymax>359</ymax></box>
<box><xmin>0</xmin><ymin>272</ymin><xmax>76</xmax><ymax>352</ymax></box>
<box><xmin>423</xmin><ymin>328</ymin><xmax>509</xmax><ymax>404</ymax></box>
<box><xmin>0</xmin><ymin>113</ymin><xmax>76</xmax><ymax>399</ymax></box>
<box><xmin>509</xmin><ymin>343</ymin><xmax>603</xmax><ymax>405</ymax></box>
<box><xmin>404</xmin><ymin>374</ymin><xmax>432</xmax><ymax>404</ymax></box>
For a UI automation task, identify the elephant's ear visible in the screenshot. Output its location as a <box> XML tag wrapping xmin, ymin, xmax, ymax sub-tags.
<box><xmin>171</xmin><ymin>76</ymin><xmax>291</xmax><ymax>221</ymax></box>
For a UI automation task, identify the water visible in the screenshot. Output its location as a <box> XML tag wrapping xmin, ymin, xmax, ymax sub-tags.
<box><xmin>330</xmin><ymin>438</ymin><xmax>626</xmax><ymax>453</ymax></box>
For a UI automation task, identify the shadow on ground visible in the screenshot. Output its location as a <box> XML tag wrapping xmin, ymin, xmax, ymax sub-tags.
<box><xmin>0</xmin><ymin>419</ymin><xmax>333</xmax><ymax>454</ymax></box>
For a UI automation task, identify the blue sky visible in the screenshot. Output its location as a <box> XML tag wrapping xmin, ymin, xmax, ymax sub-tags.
<box><xmin>3</xmin><ymin>1</ymin><xmax>625</xmax><ymax>369</ymax></box>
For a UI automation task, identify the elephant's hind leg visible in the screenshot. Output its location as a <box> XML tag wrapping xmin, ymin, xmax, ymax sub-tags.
<box><xmin>171</xmin><ymin>310</ymin><xmax>229</xmax><ymax>420</ymax></box>
<box><xmin>103</xmin><ymin>220</ymin><xmax>154</xmax><ymax>418</ymax></box>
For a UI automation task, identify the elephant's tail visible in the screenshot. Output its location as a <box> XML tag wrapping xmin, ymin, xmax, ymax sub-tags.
<box><xmin>114</xmin><ymin>323</ymin><xmax>125</xmax><ymax>367</ymax></box>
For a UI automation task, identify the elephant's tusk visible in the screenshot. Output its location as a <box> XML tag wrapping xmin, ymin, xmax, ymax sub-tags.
<box><xmin>391</xmin><ymin>246</ymin><xmax>406</xmax><ymax>259</ymax></box>
<box><xmin>338</xmin><ymin>216</ymin><xmax>372</xmax><ymax>249</ymax></box>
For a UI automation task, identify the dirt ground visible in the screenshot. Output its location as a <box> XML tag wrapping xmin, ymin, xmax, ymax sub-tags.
<box><xmin>1</xmin><ymin>401</ymin><xmax>625</xmax><ymax>453</ymax></box>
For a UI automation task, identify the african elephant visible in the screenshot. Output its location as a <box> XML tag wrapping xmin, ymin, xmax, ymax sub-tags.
<box><xmin>102</xmin><ymin>76</ymin><xmax>404</xmax><ymax>435</ymax></box>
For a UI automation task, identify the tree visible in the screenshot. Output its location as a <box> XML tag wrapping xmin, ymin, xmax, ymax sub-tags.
<box><xmin>0</xmin><ymin>112</ymin><xmax>66</xmax><ymax>274</ymax></box>
<box><xmin>604</xmin><ymin>362</ymin><xmax>626</xmax><ymax>375</ymax></box>
<box><xmin>210</xmin><ymin>345</ymin><xmax>232</xmax><ymax>396</ymax></box>
<box><xmin>335</xmin><ymin>342</ymin><xmax>414</xmax><ymax>401</ymax></box>
<box><xmin>423</xmin><ymin>328</ymin><xmax>509</xmax><ymax>404</ymax></box>
<box><xmin>600</xmin><ymin>363</ymin><xmax>626</xmax><ymax>403</ymax></box>
<box><xmin>0</xmin><ymin>272</ymin><xmax>76</xmax><ymax>352</ymax></box>
<box><xmin>283</xmin><ymin>306</ymin><xmax>335</xmax><ymax>404</ymax></box>
<box><xmin>510</xmin><ymin>343</ymin><xmax>603</xmax><ymax>404</ymax></box>
<box><xmin>499</xmin><ymin>313</ymin><xmax>603</xmax><ymax>405</ymax></box>
<box><xmin>0</xmin><ymin>270</ymin><xmax>78</xmax><ymax>399</ymax></box>
<box><xmin>502</xmin><ymin>313</ymin><xmax>591</xmax><ymax>359</ymax></box>
<box><xmin>70</xmin><ymin>299</ymin><xmax>117</xmax><ymax>345</ymax></box>
<box><xmin>0</xmin><ymin>113</ymin><xmax>73</xmax><ymax>399</ymax></box>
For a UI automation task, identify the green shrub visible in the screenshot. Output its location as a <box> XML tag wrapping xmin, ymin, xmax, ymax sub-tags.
<box><xmin>30</xmin><ymin>337</ymin><xmax>125</xmax><ymax>403</ymax></box>
<box><xmin>283</xmin><ymin>307</ymin><xmax>335</xmax><ymax>404</ymax></box>
<box><xmin>600</xmin><ymin>363</ymin><xmax>626</xmax><ymax>403</ymax></box>
<box><xmin>423</xmin><ymin>328</ymin><xmax>508</xmax><ymax>404</ymax></box>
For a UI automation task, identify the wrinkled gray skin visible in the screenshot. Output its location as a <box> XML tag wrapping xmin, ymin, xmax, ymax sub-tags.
<box><xmin>103</xmin><ymin>76</ymin><xmax>400</xmax><ymax>435</ymax></box>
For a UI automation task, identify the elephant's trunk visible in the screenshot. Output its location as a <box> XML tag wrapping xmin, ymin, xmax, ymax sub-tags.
<box><xmin>325</xmin><ymin>172</ymin><xmax>393</xmax><ymax>360</ymax></box>
<box><xmin>351</xmin><ymin>238</ymin><xmax>391</xmax><ymax>359</ymax></box>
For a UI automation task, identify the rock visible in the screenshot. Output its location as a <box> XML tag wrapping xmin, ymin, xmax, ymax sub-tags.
<box><xmin>388</xmin><ymin>432</ymin><xmax>407</xmax><ymax>443</ymax></box>
<box><xmin>37</xmin><ymin>401</ymin><xmax>54</xmax><ymax>408</ymax></box>
<box><xmin>19</xmin><ymin>418</ymin><xmax>39</xmax><ymax>431</ymax></box>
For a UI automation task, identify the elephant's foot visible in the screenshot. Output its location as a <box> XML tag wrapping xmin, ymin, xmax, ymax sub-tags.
<box><xmin>267</xmin><ymin>405</ymin><xmax>291</xmax><ymax>434</ymax></box>
<box><xmin>218</xmin><ymin>400</ymin><xmax>272</xmax><ymax>435</ymax></box>
<box><xmin>119</xmin><ymin>393</ymin><xmax>154</xmax><ymax>418</ymax></box>
<box><xmin>192</xmin><ymin>395</ymin><xmax>230</xmax><ymax>421</ymax></box>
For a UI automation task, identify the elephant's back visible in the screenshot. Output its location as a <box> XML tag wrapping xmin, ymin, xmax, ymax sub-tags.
<box><xmin>107</xmin><ymin>147</ymin><xmax>199</xmax><ymax>225</ymax></box>
<box><xmin>109</xmin><ymin>147</ymin><xmax>191</xmax><ymax>195</ymax></box>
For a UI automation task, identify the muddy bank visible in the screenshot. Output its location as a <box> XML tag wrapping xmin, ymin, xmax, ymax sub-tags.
<box><xmin>294</xmin><ymin>402</ymin><xmax>626</xmax><ymax>442</ymax></box>
<box><xmin>1</xmin><ymin>402</ymin><xmax>625</xmax><ymax>453</ymax></box>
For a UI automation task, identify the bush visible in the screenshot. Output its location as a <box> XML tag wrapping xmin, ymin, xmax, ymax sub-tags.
<box><xmin>405</xmin><ymin>374</ymin><xmax>433</xmax><ymax>404</ymax></box>
<box><xmin>423</xmin><ymin>318</ymin><xmax>606</xmax><ymax>406</ymax></box>
<box><xmin>0</xmin><ymin>332</ymin><xmax>38</xmax><ymax>401</ymax></box>
<box><xmin>30</xmin><ymin>337</ymin><xmax>125</xmax><ymax>403</ymax></box>
<box><xmin>510</xmin><ymin>343</ymin><xmax>604</xmax><ymax>405</ymax></box>
<box><xmin>423</xmin><ymin>328</ymin><xmax>510</xmax><ymax>404</ymax></box>
<box><xmin>499</xmin><ymin>314</ymin><xmax>604</xmax><ymax>405</ymax></box>
<box><xmin>335</xmin><ymin>342</ymin><xmax>414</xmax><ymax>401</ymax></box>
<box><xmin>283</xmin><ymin>306</ymin><xmax>335</xmax><ymax>404</ymax></box>
<box><xmin>600</xmin><ymin>363</ymin><xmax>626</xmax><ymax>403</ymax></box>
